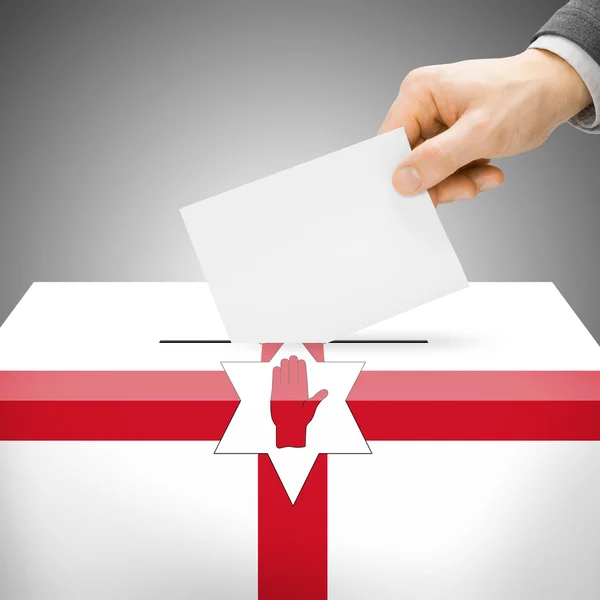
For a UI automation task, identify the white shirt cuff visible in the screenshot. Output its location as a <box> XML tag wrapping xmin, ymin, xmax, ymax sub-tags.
<box><xmin>529</xmin><ymin>34</ymin><xmax>600</xmax><ymax>134</ymax></box>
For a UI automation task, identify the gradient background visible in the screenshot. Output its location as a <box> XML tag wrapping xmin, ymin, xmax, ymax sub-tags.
<box><xmin>1</xmin><ymin>0</ymin><xmax>599</xmax><ymax>339</ymax></box>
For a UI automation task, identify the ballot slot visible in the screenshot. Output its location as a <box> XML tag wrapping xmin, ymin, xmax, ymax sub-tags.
<box><xmin>331</xmin><ymin>340</ymin><xmax>428</xmax><ymax>344</ymax></box>
<box><xmin>158</xmin><ymin>339</ymin><xmax>429</xmax><ymax>344</ymax></box>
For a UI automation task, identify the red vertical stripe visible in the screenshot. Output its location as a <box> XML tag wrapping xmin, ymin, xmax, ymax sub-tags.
<box><xmin>258</xmin><ymin>342</ymin><xmax>328</xmax><ymax>598</ymax></box>
<box><xmin>304</xmin><ymin>343</ymin><xmax>326</xmax><ymax>362</ymax></box>
<box><xmin>258</xmin><ymin>454</ymin><xmax>328</xmax><ymax>600</ymax></box>
<box><xmin>261</xmin><ymin>343</ymin><xmax>284</xmax><ymax>362</ymax></box>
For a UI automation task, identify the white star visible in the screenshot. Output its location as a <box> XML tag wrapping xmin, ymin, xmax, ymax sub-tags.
<box><xmin>216</xmin><ymin>343</ymin><xmax>370</xmax><ymax>503</ymax></box>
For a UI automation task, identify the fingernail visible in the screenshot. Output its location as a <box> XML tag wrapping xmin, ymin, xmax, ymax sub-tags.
<box><xmin>479</xmin><ymin>180</ymin><xmax>500</xmax><ymax>192</ymax></box>
<box><xmin>452</xmin><ymin>193</ymin><xmax>474</xmax><ymax>202</ymax></box>
<box><xmin>393</xmin><ymin>166</ymin><xmax>421</xmax><ymax>194</ymax></box>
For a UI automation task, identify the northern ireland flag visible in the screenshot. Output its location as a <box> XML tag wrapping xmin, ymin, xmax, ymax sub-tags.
<box><xmin>1</xmin><ymin>282</ymin><xmax>600</xmax><ymax>600</ymax></box>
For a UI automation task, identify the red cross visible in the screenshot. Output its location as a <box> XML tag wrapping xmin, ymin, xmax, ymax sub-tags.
<box><xmin>2</xmin><ymin>342</ymin><xmax>600</xmax><ymax>599</ymax></box>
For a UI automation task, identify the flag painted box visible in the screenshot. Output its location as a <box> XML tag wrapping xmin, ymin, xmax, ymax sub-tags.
<box><xmin>1</xmin><ymin>282</ymin><xmax>600</xmax><ymax>599</ymax></box>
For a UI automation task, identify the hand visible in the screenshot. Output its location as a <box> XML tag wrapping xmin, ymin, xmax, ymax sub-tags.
<box><xmin>379</xmin><ymin>49</ymin><xmax>592</xmax><ymax>206</ymax></box>
<box><xmin>270</xmin><ymin>356</ymin><xmax>328</xmax><ymax>449</ymax></box>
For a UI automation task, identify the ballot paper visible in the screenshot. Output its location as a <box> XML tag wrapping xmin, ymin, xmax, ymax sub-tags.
<box><xmin>181</xmin><ymin>128</ymin><xmax>467</xmax><ymax>342</ymax></box>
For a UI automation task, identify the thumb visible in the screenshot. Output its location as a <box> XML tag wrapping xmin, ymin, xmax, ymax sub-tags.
<box><xmin>303</xmin><ymin>389</ymin><xmax>328</xmax><ymax>420</ymax></box>
<box><xmin>392</xmin><ymin>114</ymin><xmax>484</xmax><ymax>195</ymax></box>
<box><xmin>310</xmin><ymin>389</ymin><xmax>328</xmax><ymax>405</ymax></box>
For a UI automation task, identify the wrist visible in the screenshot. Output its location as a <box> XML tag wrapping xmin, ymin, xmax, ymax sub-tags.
<box><xmin>275</xmin><ymin>422</ymin><xmax>307</xmax><ymax>448</ymax></box>
<box><xmin>523</xmin><ymin>48</ymin><xmax>592</xmax><ymax>123</ymax></box>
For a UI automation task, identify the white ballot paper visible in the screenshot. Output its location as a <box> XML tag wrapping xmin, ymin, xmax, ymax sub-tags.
<box><xmin>181</xmin><ymin>128</ymin><xmax>468</xmax><ymax>342</ymax></box>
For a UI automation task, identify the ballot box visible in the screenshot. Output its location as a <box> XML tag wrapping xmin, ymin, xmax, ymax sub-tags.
<box><xmin>1</xmin><ymin>282</ymin><xmax>600</xmax><ymax>600</ymax></box>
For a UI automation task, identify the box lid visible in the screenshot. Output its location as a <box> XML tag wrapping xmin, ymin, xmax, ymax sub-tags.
<box><xmin>0</xmin><ymin>282</ymin><xmax>599</xmax><ymax>371</ymax></box>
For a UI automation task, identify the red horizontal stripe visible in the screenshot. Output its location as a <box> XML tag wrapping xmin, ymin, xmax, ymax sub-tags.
<box><xmin>351</xmin><ymin>371</ymin><xmax>600</xmax><ymax>401</ymax></box>
<box><xmin>0</xmin><ymin>371</ymin><xmax>235</xmax><ymax>401</ymax></box>
<box><xmin>350</xmin><ymin>400</ymin><xmax>600</xmax><ymax>440</ymax></box>
<box><xmin>2</xmin><ymin>371</ymin><xmax>600</xmax><ymax>401</ymax></box>
<box><xmin>3</xmin><ymin>399</ymin><xmax>597</xmax><ymax>441</ymax></box>
<box><xmin>0</xmin><ymin>400</ymin><xmax>238</xmax><ymax>440</ymax></box>
<box><xmin>2</xmin><ymin>371</ymin><xmax>600</xmax><ymax>440</ymax></box>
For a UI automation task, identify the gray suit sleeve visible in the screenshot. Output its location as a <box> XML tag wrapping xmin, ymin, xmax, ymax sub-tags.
<box><xmin>531</xmin><ymin>1</ymin><xmax>600</xmax><ymax>66</ymax></box>
<box><xmin>530</xmin><ymin>35</ymin><xmax>600</xmax><ymax>132</ymax></box>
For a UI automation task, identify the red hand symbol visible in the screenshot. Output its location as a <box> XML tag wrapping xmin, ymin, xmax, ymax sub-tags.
<box><xmin>270</xmin><ymin>355</ymin><xmax>328</xmax><ymax>449</ymax></box>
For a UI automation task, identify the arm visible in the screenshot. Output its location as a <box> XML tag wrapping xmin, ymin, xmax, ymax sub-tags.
<box><xmin>532</xmin><ymin>0</ymin><xmax>600</xmax><ymax>66</ymax></box>
<box><xmin>530</xmin><ymin>0</ymin><xmax>600</xmax><ymax>133</ymax></box>
<box><xmin>530</xmin><ymin>35</ymin><xmax>600</xmax><ymax>132</ymax></box>
<box><xmin>379</xmin><ymin>2</ymin><xmax>597</xmax><ymax>205</ymax></box>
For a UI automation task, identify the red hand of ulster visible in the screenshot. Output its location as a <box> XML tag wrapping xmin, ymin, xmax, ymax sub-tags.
<box><xmin>270</xmin><ymin>355</ymin><xmax>328</xmax><ymax>448</ymax></box>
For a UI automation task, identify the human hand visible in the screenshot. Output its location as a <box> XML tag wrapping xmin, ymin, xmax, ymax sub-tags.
<box><xmin>270</xmin><ymin>356</ymin><xmax>328</xmax><ymax>449</ymax></box>
<box><xmin>379</xmin><ymin>49</ymin><xmax>592</xmax><ymax>206</ymax></box>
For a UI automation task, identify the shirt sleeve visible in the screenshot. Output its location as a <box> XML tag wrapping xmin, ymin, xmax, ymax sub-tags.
<box><xmin>529</xmin><ymin>34</ymin><xmax>600</xmax><ymax>134</ymax></box>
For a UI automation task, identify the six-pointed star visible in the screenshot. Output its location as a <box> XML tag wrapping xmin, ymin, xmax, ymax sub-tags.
<box><xmin>216</xmin><ymin>343</ymin><xmax>370</xmax><ymax>502</ymax></box>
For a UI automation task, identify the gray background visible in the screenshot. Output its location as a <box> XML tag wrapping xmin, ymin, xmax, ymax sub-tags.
<box><xmin>1</xmin><ymin>0</ymin><xmax>598</xmax><ymax>339</ymax></box>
